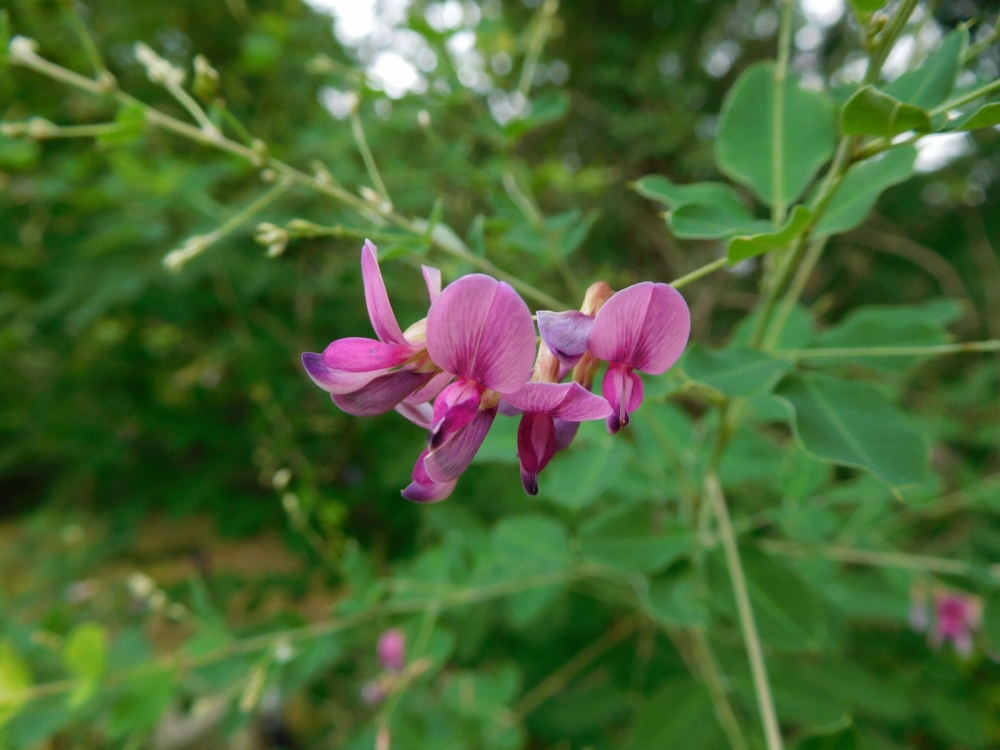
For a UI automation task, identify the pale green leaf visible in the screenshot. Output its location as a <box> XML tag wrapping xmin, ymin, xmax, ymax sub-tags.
<box><xmin>64</xmin><ymin>623</ymin><xmax>108</xmax><ymax>708</ymax></box>
<box><xmin>841</xmin><ymin>86</ymin><xmax>933</xmax><ymax>137</ymax></box>
<box><xmin>715</xmin><ymin>62</ymin><xmax>837</xmax><ymax>207</ymax></box>
<box><xmin>775</xmin><ymin>373</ymin><xmax>929</xmax><ymax>487</ymax></box>
<box><xmin>849</xmin><ymin>0</ymin><xmax>887</xmax><ymax>11</ymax></box>
<box><xmin>884</xmin><ymin>28</ymin><xmax>967</xmax><ymax>109</ymax></box>
<box><xmin>682</xmin><ymin>345</ymin><xmax>794</xmax><ymax>397</ymax></box>
<box><xmin>633</xmin><ymin>175</ymin><xmax>769</xmax><ymax>239</ymax></box>
<box><xmin>815</xmin><ymin>146</ymin><xmax>917</xmax><ymax>236</ymax></box>
<box><xmin>728</xmin><ymin>204</ymin><xmax>812</xmax><ymax>263</ymax></box>
<box><xmin>0</xmin><ymin>640</ymin><xmax>32</xmax><ymax>728</ymax></box>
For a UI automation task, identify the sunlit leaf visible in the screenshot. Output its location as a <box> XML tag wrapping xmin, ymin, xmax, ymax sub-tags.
<box><xmin>63</xmin><ymin>623</ymin><xmax>108</xmax><ymax>707</ymax></box>
<box><xmin>715</xmin><ymin>62</ymin><xmax>837</xmax><ymax>207</ymax></box>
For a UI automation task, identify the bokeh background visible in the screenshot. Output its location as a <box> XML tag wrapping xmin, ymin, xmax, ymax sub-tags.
<box><xmin>2</xmin><ymin>0</ymin><xmax>1000</xmax><ymax>748</ymax></box>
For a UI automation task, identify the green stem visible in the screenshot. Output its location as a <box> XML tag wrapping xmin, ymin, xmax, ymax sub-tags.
<box><xmin>351</xmin><ymin>112</ymin><xmax>392</xmax><ymax>205</ymax></box>
<box><xmin>777</xmin><ymin>339</ymin><xmax>1000</xmax><ymax>358</ymax></box>
<box><xmin>771</xmin><ymin>0</ymin><xmax>795</xmax><ymax>225</ymax></box>
<box><xmin>930</xmin><ymin>77</ymin><xmax>1000</xmax><ymax>115</ymax></box>
<box><xmin>760</xmin><ymin>540</ymin><xmax>994</xmax><ymax>578</ymax></box>
<box><xmin>671</xmin><ymin>257</ymin><xmax>728</xmax><ymax>289</ymax></box>
<box><xmin>9</xmin><ymin>43</ymin><xmax>569</xmax><ymax>310</ymax></box>
<box><xmin>762</xmin><ymin>236</ymin><xmax>827</xmax><ymax>349</ymax></box>
<box><xmin>865</xmin><ymin>0</ymin><xmax>921</xmax><ymax>85</ymax></box>
<box><xmin>517</xmin><ymin>0</ymin><xmax>559</xmax><ymax>100</ymax></box>
<box><xmin>706</xmin><ymin>471</ymin><xmax>784</xmax><ymax>750</ymax></box>
<box><xmin>687</xmin><ymin>629</ymin><xmax>751</xmax><ymax>750</ymax></box>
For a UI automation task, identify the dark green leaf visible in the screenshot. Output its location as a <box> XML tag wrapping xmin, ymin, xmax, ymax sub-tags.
<box><xmin>579</xmin><ymin>505</ymin><xmax>693</xmax><ymax>574</ymax></box>
<box><xmin>682</xmin><ymin>345</ymin><xmax>794</xmax><ymax>397</ymax></box>
<box><xmin>841</xmin><ymin>86</ymin><xmax>932</xmax><ymax>137</ymax></box>
<box><xmin>815</xmin><ymin>146</ymin><xmax>917</xmax><ymax>236</ymax></box>
<box><xmin>491</xmin><ymin>515</ymin><xmax>571</xmax><ymax>575</ymax></box>
<box><xmin>472</xmin><ymin>414</ymin><xmax>520</xmax><ymax>464</ymax></box>
<box><xmin>540</xmin><ymin>439</ymin><xmax>628</xmax><ymax>510</ymax></box>
<box><xmin>646</xmin><ymin>573</ymin><xmax>708</xmax><ymax>626</ymax></box>
<box><xmin>715</xmin><ymin>62</ymin><xmax>837</xmax><ymax>207</ymax></box>
<box><xmin>625</xmin><ymin>680</ymin><xmax>726</xmax><ymax>750</ymax></box>
<box><xmin>775</xmin><ymin>373</ymin><xmax>929</xmax><ymax>487</ymax></box>
<box><xmin>108</xmin><ymin>666</ymin><xmax>177</xmax><ymax>738</ymax></box>
<box><xmin>884</xmin><ymin>28</ymin><xmax>967</xmax><ymax>109</ymax></box>
<box><xmin>728</xmin><ymin>205</ymin><xmax>812</xmax><ymax>263</ymax></box>
<box><xmin>743</xmin><ymin>549</ymin><xmax>825</xmax><ymax>650</ymax></box>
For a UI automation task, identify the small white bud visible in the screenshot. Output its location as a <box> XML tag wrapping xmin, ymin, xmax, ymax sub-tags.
<box><xmin>127</xmin><ymin>572</ymin><xmax>156</xmax><ymax>599</ymax></box>
<box><xmin>273</xmin><ymin>639</ymin><xmax>294</xmax><ymax>664</ymax></box>
<box><xmin>417</xmin><ymin>110</ymin><xmax>431</xmax><ymax>128</ymax></box>
<box><xmin>148</xmin><ymin>590</ymin><xmax>168</xmax><ymax>611</ymax></box>
<box><xmin>8</xmin><ymin>36</ymin><xmax>40</xmax><ymax>64</ymax></box>
<box><xmin>282</xmin><ymin>492</ymin><xmax>300</xmax><ymax>516</ymax></box>
<box><xmin>260</xmin><ymin>168</ymin><xmax>277</xmax><ymax>183</ymax></box>
<box><xmin>163</xmin><ymin>235</ymin><xmax>209</xmax><ymax>271</ymax></box>
<box><xmin>271</xmin><ymin>467</ymin><xmax>293</xmax><ymax>491</ymax></box>
<box><xmin>134</xmin><ymin>42</ymin><xmax>185</xmax><ymax>88</ymax></box>
<box><xmin>254</xmin><ymin>223</ymin><xmax>289</xmax><ymax>258</ymax></box>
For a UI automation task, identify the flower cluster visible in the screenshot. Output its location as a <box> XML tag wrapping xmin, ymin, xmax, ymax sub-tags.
<box><xmin>911</xmin><ymin>583</ymin><xmax>983</xmax><ymax>658</ymax></box>
<box><xmin>303</xmin><ymin>241</ymin><xmax>691</xmax><ymax>503</ymax></box>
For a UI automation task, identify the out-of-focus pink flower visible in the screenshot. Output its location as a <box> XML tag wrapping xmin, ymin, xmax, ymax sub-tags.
<box><xmin>931</xmin><ymin>590</ymin><xmax>982</xmax><ymax>657</ymax></box>
<box><xmin>302</xmin><ymin>240</ymin><xmax>445</xmax><ymax>418</ymax></box>
<box><xmin>589</xmin><ymin>282</ymin><xmax>690</xmax><ymax>433</ymax></box>
<box><xmin>402</xmin><ymin>274</ymin><xmax>536</xmax><ymax>502</ymax></box>
<box><xmin>503</xmin><ymin>381</ymin><xmax>611</xmax><ymax>495</ymax></box>
<box><xmin>377</xmin><ymin>629</ymin><xmax>407</xmax><ymax>672</ymax></box>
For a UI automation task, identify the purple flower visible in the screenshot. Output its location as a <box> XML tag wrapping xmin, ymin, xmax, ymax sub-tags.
<box><xmin>402</xmin><ymin>274</ymin><xmax>537</xmax><ymax>503</ymax></box>
<box><xmin>302</xmin><ymin>240</ymin><xmax>444</xmax><ymax>418</ymax></box>
<box><xmin>377</xmin><ymin>628</ymin><xmax>407</xmax><ymax>672</ymax></box>
<box><xmin>931</xmin><ymin>591</ymin><xmax>982</xmax><ymax>657</ymax></box>
<box><xmin>503</xmin><ymin>381</ymin><xmax>612</xmax><ymax>495</ymax></box>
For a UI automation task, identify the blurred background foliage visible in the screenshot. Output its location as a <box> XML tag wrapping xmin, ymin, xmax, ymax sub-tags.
<box><xmin>2</xmin><ymin>0</ymin><xmax>1000</xmax><ymax>748</ymax></box>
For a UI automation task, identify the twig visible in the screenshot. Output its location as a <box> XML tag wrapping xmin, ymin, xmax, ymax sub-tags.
<box><xmin>775</xmin><ymin>340</ymin><xmax>1000</xmax><ymax>359</ymax></box>
<box><xmin>351</xmin><ymin>112</ymin><xmax>392</xmax><ymax>206</ymax></box>
<box><xmin>671</xmin><ymin>257</ymin><xmax>728</xmax><ymax>289</ymax></box>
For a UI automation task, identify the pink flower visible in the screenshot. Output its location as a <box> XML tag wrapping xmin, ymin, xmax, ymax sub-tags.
<box><xmin>302</xmin><ymin>240</ymin><xmax>446</xmax><ymax>418</ymax></box>
<box><xmin>931</xmin><ymin>591</ymin><xmax>982</xmax><ymax>657</ymax></box>
<box><xmin>539</xmin><ymin>282</ymin><xmax>690</xmax><ymax>433</ymax></box>
<box><xmin>377</xmin><ymin>629</ymin><xmax>407</xmax><ymax>672</ymax></box>
<box><xmin>502</xmin><ymin>381</ymin><xmax>612</xmax><ymax>495</ymax></box>
<box><xmin>402</xmin><ymin>274</ymin><xmax>537</xmax><ymax>503</ymax></box>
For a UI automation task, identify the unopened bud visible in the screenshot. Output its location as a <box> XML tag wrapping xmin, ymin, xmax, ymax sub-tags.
<box><xmin>127</xmin><ymin>572</ymin><xmax>156</xmax><ymax>599</ymax></box>
<box><xmin>581</xmin><ymin>281</ymin><xmax>614</xmax><ymax>316</ymax></box>
<box><xmin>8</xmin><ymin>36</ymin><xmax>40</xmax><ymax>64</ymax></box>
<box><xmin>377</xmin><ymin>629</ymin><xmax>407</xmax><ymax>672</ymax></box>
<box><xmin>163</xmin><ymin>235</ymin><xmax>209</xmax><ymax>271</ymax></box>
<box><xmin>271</xmin><ymin>467</ymin><xmax>292</xmax><ymax>491</ymax></box>
<box><xmin>193</xmin><ymin>55</ymin><xmax>220</xmax><ymax>101</ymax></box>
<box><xmin>252</xmin><ymin>139</ymin><xmax>269</xmax><ymax>167</ymax></box>
<box><xmin>417</xmin><ymin>110</ymin><xmax>431</xmax><ymax>128</ymax></box>
<box><xmin>255</xmin><ymin>223</ymin><xmax>289</xmax><ymax>258</ymax></box>
<box><xmin>532</xmin><ymin>343</ymin><xmax>561</xmax><ymax>383</ymax></box>
<box><xmin>134</xmin><ymin>42</ymin><xmax>184</xmax><ymax>87</ymax></box>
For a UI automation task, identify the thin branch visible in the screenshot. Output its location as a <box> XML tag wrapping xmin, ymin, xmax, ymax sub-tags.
<box><xmin>763</xmin><ymin>236</ymin><xmax>827</xmax><ymax>349</ymax></box>
<box><xmin>706</xmin><ymin>471</ymin><xmax>784</xmax><ymax>750</ymax></box>
<box><xmin>671</xmin><ymin>257</ymin><xmax>728</xmax><ymax>289</ymax></box>
<box><xmin>776</xmin><ymin>340</ymin><xmax>1000</xmax><ymax>359</ymax></box>
<box><xmin>687</xmin><ymin>629</ymin><xmax>751</xmax><ymax>750</ymax></box>
<box><xmin>517</xmin><ymin>0</ymin><xmax>559</xmax><ymax>100</ymax></box>
<box><xmin>771</xmin><ymin>0</ymin><xmax>795</xmax><ymax>225</ymax></box>
<box><xmin>351</xmin><ymin>112</ymin><xmax>392</xmax><ymax>206</ymax></box>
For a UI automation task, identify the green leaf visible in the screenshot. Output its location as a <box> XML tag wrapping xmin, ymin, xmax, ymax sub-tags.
<box><xmin>715</xmin><ymin>62</ymin><xmax>837</xmax><ymax>207</ymax></box>
<box><xmin>505</xmin><ymin>92</ymin><xmax>570</xmax><ymax>139</ymax></box>
<box><xmin>841</xmin><ymin>86</ymin><xmax>933</xmax><ymax>137</ymax></box>
<box><xmin>682</xmin><ymin>345</ymin><xmax>794</xmax><ymax>397</ymax></box>
<box><xmin>540</xmin><ymin>439</ymin><xmax>628</xmax><ymax>510</ymax></box>
<box><xmin>633</xmin><ymin>175</ymin><xmax>770</xmax><ymax>239</ymax></box>
<box><xmin>98</xmin><ymin>103</ymin><xmax>147</xmax><ymax>147</ymax></box>
<box><xmin>625</xmin><ymin>680</ymin><xmax>726</xmax><ymax>750</ymax></box>
<box><xmin>491</xmin><ymin>515</ymin><xmax>571</xmax><ymax>575</ymax></box>
<box><xmin>795</xmin><ymin>726</ymin><xmax>861</xmax><ymax>750</ymax></box>
<box><xmin>472</xmin><ymin>414</ymin><xmax>520</xmax><ymax>464</ymax></box>
<box><xmin>646</xmin><ymin>573</ymin><xmax>708</xmax><ymax>626</ymax></box>
<box><xmin>814</xmin><ymin>146</ymin><xmax>917</xmax><ymax>236</ymax></box>
<box><xmin>984</xmin><ymin>592</ymin><xmax>1000</xmax><ymax>651</ymax></box>
<box><xmin>63</xmin><ymin>623</ymin><xmax>108</xmax><ymax>707</ymax></box>
<box><xmin>884</xmin><ymin>28</ymin><xmax>967</xmax><ymax>109</ymax></box>
<box><xmin>579</xmin><ymin>505</ymin><xmax>693</xmax><ymax>574</ymax></box>
<box><xmin>775</xmin><ymin>373</ymin><xmax>929</xmax><ymax>487</ymax></box>
<box><xmin>948</xmin><ymin>102</ymin><xmax>1000</xmax><ymax>131</ymax></box>
<box><xmin>0</xmin><ymin>11</ymin><xmax>10</xmax><ymax>66</ymax></box>
<box><xmin>108</xmin><ymin>666</ymin><xmax>177</xmax><ymax>738</ymax></box>
<box><xmin>728</xmin><ymin>205</ymin><xmax>812</xmax><ymax>263</ymax></box>
<box><xmin>848</xmin><ymin>0</ymin><xmax>887</xmax><ymax>12</ymax></box>
<box><xmin>743</xmin><ymin>549</ymin><xmax>825</xmax><ymax>650</ymax></box>
<box><xmin>0</xmin><ymin>640</ymin><xmax>32</xmax><ymax>728</ymax></box>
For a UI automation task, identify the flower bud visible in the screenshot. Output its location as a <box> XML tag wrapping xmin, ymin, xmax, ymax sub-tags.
<box><xmin>163</xmin><ymin>235</ymin><xmax>209</xmax><ymax>271</ymax></box>
<box><xmin>377</xmin><ymin>629</ymin><xmax>407</xmax><ymax>672</ymax></box>
<box><xmin>134</xmin><ymin>42</ymin><xmax>184</xmax><ymax>88</ymax></box>
<box><xmin>193</xmin><ymin>55</ymin><xmax>220</xmax><ymax>101</ymax></box>
<box><xmin>127</xmin><ymin>572</ymin><xmax>156</xmax><ymax>599</ymax></box>
<box><xmin>580</xmin><ymin>281</ymin><xmax>613</xmax><ymax>316</ymax></box>
<box><xmin>255</xmin><ymin>222</ymin><xmax>289</xmax><ymax>258</ymax></box>
<box><xmin>8</xmin><ymin>36</ymin><xmax>40</xmax><ymax>65</ymax></box>
<box><xmin>271</xmin><ymin>467</ymin><xmax>292</xmax><ymax>491</ymax></box>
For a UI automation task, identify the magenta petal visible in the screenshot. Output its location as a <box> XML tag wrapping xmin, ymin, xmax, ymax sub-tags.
<box><xmin>503</xmin><ymin>381</ymin><xmax>612</xmax><ymax>421</ymax></box>
<box><xmin>332</xmin><ymin>369</ymin><xmax>435</xmax><ymax>417</ymax></box>
<box><xmin>406</xmin><ymin>372</ymin><xmax>453</xmax><ymax>405</ymax></box>
<box><xmin>554</xmin><ymin>419</ymin><xmax>581</xmax><ymax>452</ymax></box>
<box><xmin>395</xmin><ymin>400</ymin><xmax>434</xmax><ymax>429</ymax></box>
<box><xmin>302</xmin><ymin>352</ymin><xmax>384</xmax><ymax>395</ymax></box>
<box><xmin>537</xmin><ymin>310</ymin><xmax>594</xmax><ymax>368</ymax></box>
<box><xmin>324</xmin><ymin>337</ymin><xmax>415</xmax><ymax>373</ymax></box>
<box><xmin>588</xmin><ymin>282</ymin><xmax>691</xmax><ymax>375</ymax></box>
<box><xmin>402</xmin><ymin>450</ymin><xmax>458</xmax><ymax>503</ymax></box>
<box><xmin>426</xmin><ymin>274</ymin><xmax>536</xmax><ymax>393</ymax></box>
<box><xmin>602</xmin><ymin>365</ymin><xmax>644</xmax><ymax>433</ymax></box>
<box><xmin>517</xmin><ymin>411</ymin><xmax>557</xmax><ymax>495</ymax></box>
<box><xmin>424</xmin><ymin>408</ymin><xmax>496</xmax><ymax>483</ymax></box>
<box><xmin>422</xmin><ymin>265</ymin><xmax>442</xmax><ymax>303</ymax></box>
<box><xmin>429</xmin><ymin>380</ymin><xmax>483</xmax><ymax>450</ymax></box>
<box><xmin>362</xmin><ymin>240</ymin><xmax>408</xmax><ymax>346</ymax></box>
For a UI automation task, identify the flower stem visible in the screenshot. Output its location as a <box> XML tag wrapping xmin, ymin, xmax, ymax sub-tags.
<box><xmin>351</xmin><ymin>112</ymin><xmax>392</xmax><ymax>206</ymax></box>
<box><xmin>670</xmin><ymin>257</ymin><xmax>728</xmax><ymax>289</ymax></box>
<box><xmin>706</xmin><ymin>471</ymin><xmax>784</xmax><ymax>750</ymax></box>
<box><xmin>517</xmin><ymin>0</ymin><xmax>559</xmax><ymax>100</ymax></box>
<box><xmin>771</xmin><ymin>0</ymin><xmax>794</xmax><ymax>226</ymax></box>
<box><xmin>776</xmin><ymin>340</ymin><xmax>1000</xmax><ymax>358</ymax></box>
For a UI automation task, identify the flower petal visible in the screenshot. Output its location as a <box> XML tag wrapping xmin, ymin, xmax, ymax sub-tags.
<box><xmin>324</xmin><ymin>337</ymin><xmax>415</xmax><ymax>372</ymax></box>
<box><xmin>553</xmin><ymin>419</ymin><xmax>581</xmax><ymax>452</ymax></box>
<box><xmin>537</xmin><ymin>310</ymin><xmax>594</xmax><ymax>368</ymax></box>
<box><xmin>405</xmin><ymin>371</ymin><xmax>453</xmax><ymax>405</ymax></box>
<box><xmin>424</xmin><ymin>408</ymin><xmax>496</xmax><ymax>483</ymax></box>
<box><xmin>362</xmin><ymin>239</ymin><xmax>408</xmax><ymax>346</ymax></box>
<box><xmin>332</xmin><ymin>369</ymin><xmax>435</xmax><ymax>417</ymax></box>
<box><xmin>302</xmin><ymin>352</ymin><xmax>384</xmax><ymax>395</ymax></box>
<box><xmin>422</xmin><ymin>265</ymin><xmax>442</xmax><ymax>303</ymax></box>
<box><xmin>426</xmin><ymin>274</ymin><xmax>536</xmax><ymax>393</ymax></box>
<box><xmin>402</xmin><ymin>450</ymin><xmax>458</xmax><ymax>503</ymax></box>
<box><xmin>429</xmin><ymin>379</ymin><xmax>483</xmax><ymax>450</ymax></box>
<box><xmin>588</xmin><ymin>282</ymin><xmax>691</xmax><ymax>374</ymax></box>
<box><xmin>395</xmin><ymin>400</ymin><xmax>435</xmax><ymax>429</ymax></box>
<box><xmin>517</xmin><ymin>411</ymin><xmax>557</xmax><ymax>496</ymax></box>
<box><xmin>503</xmin><ymin>381</ymin><xmax>612</xmax><ymax>421</ymax></box>
<box><xmin>602</xmin><ymin>364</ymin><xmax>644</xmax><ymax>433</ymax></box>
